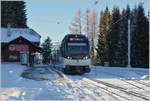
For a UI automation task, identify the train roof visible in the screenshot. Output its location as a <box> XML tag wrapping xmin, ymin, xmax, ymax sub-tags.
<box><xmin>63</xmin><ymin>34</ymin><xmax>87</xmax><ymax>39</ymax></box>
<box><xmin>65</xmin><ymin>34</ymin><xmax>86</xmax><ymax>37</ymax></box>
<box><xmin>62</xmin><ymin>34</ymin><xmax>88</xmax><ymax>43</ymax></box>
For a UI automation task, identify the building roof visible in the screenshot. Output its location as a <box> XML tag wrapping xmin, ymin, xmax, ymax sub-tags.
<box><xmin>2</xmin><ymin>36</ymin><xmax>43</xmax><ymax>53</ymax></box>
<box><xmin>1</xmin><ymin>28</ymin><xmax>41</xmax><ymax>43</ymax></box>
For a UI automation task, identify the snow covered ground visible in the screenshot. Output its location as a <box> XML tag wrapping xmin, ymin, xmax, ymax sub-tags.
<box><xmin>0</xmin><ymin>63</ymin><xmax>149</xmax><ymax>101</ymax></box>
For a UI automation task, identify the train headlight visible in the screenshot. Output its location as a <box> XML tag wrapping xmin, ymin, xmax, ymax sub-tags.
<box><xmin>83</xmin><ymin>56</ymin><xmax>88</xmax><ymax>59</ymax></box>
<box><xmin>67</xmin><ymin>56</ymin><xmax>72</xmax><ymax>59</ymax></box>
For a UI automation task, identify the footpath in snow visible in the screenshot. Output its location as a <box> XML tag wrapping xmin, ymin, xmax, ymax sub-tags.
<box><xmin>0</xmin><ymin>63</ymin><xmax>149</xmax><ymax>101</ymax></box>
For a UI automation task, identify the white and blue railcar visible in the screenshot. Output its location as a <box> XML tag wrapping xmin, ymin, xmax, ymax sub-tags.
<box><xmin>59</xmin><ymin>34</ymin><xmax>91</xmax><ymax>74</ymax></box>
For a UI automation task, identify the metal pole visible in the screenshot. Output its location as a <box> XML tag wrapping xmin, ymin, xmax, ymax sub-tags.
<box><xmin>128</xmin><ymin>19</ymin><xmax>131</xmax><ymax>68</ymax></box>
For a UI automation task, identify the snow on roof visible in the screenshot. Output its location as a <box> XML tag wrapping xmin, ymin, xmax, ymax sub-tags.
<box><xmin>1</xmin><ymin>28</ymin><xmax>41</xmax><ymax>43</ymax></box>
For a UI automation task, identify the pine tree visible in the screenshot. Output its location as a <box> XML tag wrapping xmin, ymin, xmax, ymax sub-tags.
<box><xmin>96</xmin><ymin>11</ymin><xmax>104</xmax><ymax>65</ymax></box>
<box><xmin>131</xmin><ymin>3</ymin><xmax>149</xmax><ymax>67</ymax></box>
<box><xmin>131</xmin><ymin>6</ymin><xmax>137</xmax><ymax>67</ymax></box>
<box><xmin>15</xmin><ymin>1</ymin><xmax>27</xmax><ymax>27</ymax></box>
<box><xmin>108</xmin><ymin>6</ymin><xmax>121</xmax><ymax>66</ymax></box>
<box><xmin>1</xmin><ymin>1</ymin><xmax>27</xmax><ymax>28</ymax></box>
<box><xmin>42</xmin><ymin>37</ymin><xmax>53</xmax><ymax>64</ymax></box>
<box><xmin>96</xmin><ymin>7</ymin><xmax>111</xmax><ymax>65</ymax></box>
<box><xmin>118</xmin><ymin>5</ymin><xmax>130</xmax><ymax>66</ymax></box>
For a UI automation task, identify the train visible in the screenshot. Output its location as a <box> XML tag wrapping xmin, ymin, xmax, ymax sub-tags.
<box><xmin>59</xmin><ymin>34</ymin><xmax>91</xmax><ymax>74</ymax></box>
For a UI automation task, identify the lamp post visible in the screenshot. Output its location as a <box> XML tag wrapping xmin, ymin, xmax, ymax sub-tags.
<box><xmin>128</xmin><ymin>19</ymin><xmax>131</xmax><ymax>68</ymax></box>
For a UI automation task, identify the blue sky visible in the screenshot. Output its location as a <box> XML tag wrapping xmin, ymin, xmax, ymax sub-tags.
<box><xmin>25</xmin><ymin>0</ymin><xmax>149</xmax><ymax>43</ymax></box>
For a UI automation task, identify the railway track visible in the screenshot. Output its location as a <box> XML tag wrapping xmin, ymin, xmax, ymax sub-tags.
<box><xmin>83</xmin><ymin>77</ymin><xmax>149</xmax><ymax>101</ymax></box>
<box><xmin>48</xmin><ymin>67</ymin><xmax>121</xmax><ymax>100</ymax></box>
<box><xmin>94</xmin><ymin>70</ymin><xmax>149</xmax><ymax>89</ymax></box>
<box><xmin>67</xmin><ymin>75</ymin><xmax>131</xmax><ymax>100</ymax></box>
<box><xmin>133</xmin><ymin>80</ymin><xmax>149</xmax><ymax>87</ymax></box>
<box><xmin>50</xmin><ymin>66</ymin><xmax>149</xmax><ymax>100</ymax></box>
<box><xmin>51</xmin><ymin>66</ymin><xmax>149</xmax><ymax>90</ymax></box>
<box><xmin>47</xmin><ymin>66</ymin><xmax>64</xmax><ymax>78</ymax></box>
<box><xmin>82</xmin><ymin>69</ymin><xmax>149</xmax><ymax>100</ymax></box>
<box><xmin>50</xmin><ymin>68</ymin><xmax>129</xmax><ymax>100</ymax></box>
<box><xmin>84</xmin><ymin>79</ymin><xmax>131</xmax><ymax>100</ymax></box>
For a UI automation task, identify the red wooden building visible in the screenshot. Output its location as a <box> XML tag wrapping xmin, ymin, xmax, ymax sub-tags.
<box><xmin>1</xmin><ymin>28</ymin><xmax>42</xmax><ymax>65</ymax></box>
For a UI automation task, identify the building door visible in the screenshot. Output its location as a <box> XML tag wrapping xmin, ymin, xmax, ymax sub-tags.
<box><xmin>20</xmin><ymin>52</ymin><xmax>28</xmax><ymax>65</ymax></box>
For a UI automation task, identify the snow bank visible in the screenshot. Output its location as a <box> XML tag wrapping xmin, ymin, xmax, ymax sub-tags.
<box><xmin>0</xmin><ymin>88</ymin><xmax>22</xmax><ymax>100</ymax></box>
<box><xmin>21</xmin><ymin>67</ymin><xmax>59</xmax><ymax>81</ymax></box>
<box><xmin>1</xmin><ymin>63</ymin><xmax>26</xmax><ymax>87</ymax></box>
<box><xmin>87</xmin><ymin>66</ymin><xmax>149</xmax><ymax>80</ymax></box>
<box><xmin>1</xmin><ymin>63</ymin><xmax>75</xmax><ymax>100</ymax></box>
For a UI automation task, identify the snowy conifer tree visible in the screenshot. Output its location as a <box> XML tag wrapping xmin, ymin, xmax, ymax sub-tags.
<box><xmin>107</xmin><ymin>6</ymin><xmax>121</xmax><ymax>66</ymax></box>
<box><xmin>96</xmin><ymin>7</ymin><xmax>111</xmax><ymax>65</ymax></box>
<box><xmin>131</xmin><ymin>3</ymin><xmax>149</xmax><ymax>67</ymax></box>
<box><xmin>117</xmin><ymin>5</ymin><xmax>130</xmax><ymax>66</ymax></box>
<box><xmin>1</xmin><ymin>1</ymin><xmax>27</xmax><ymax>28</ymax></box>
<box><xmin>42</xmin><ymin>37</ymin><xmax>53</xmax><ymax>64</ymax></box>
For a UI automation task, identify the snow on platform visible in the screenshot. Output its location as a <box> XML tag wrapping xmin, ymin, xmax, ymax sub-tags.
<box><xmin>0</xmin><ymin>63</ymin><xmax>149</xmax><ymax>101</ymax></box>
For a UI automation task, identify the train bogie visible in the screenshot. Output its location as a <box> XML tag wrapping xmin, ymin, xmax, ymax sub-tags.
<box><xmin>63</xmin><ymin>65</ymin><xmax>91</xmax><ymax>74</ymax></box>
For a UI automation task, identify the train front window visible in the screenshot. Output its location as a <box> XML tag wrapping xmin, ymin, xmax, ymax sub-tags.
<box><xmin>67</xmin><ymin>43</ymin><xmax>89</xmax><ymax>55</ymax></box>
